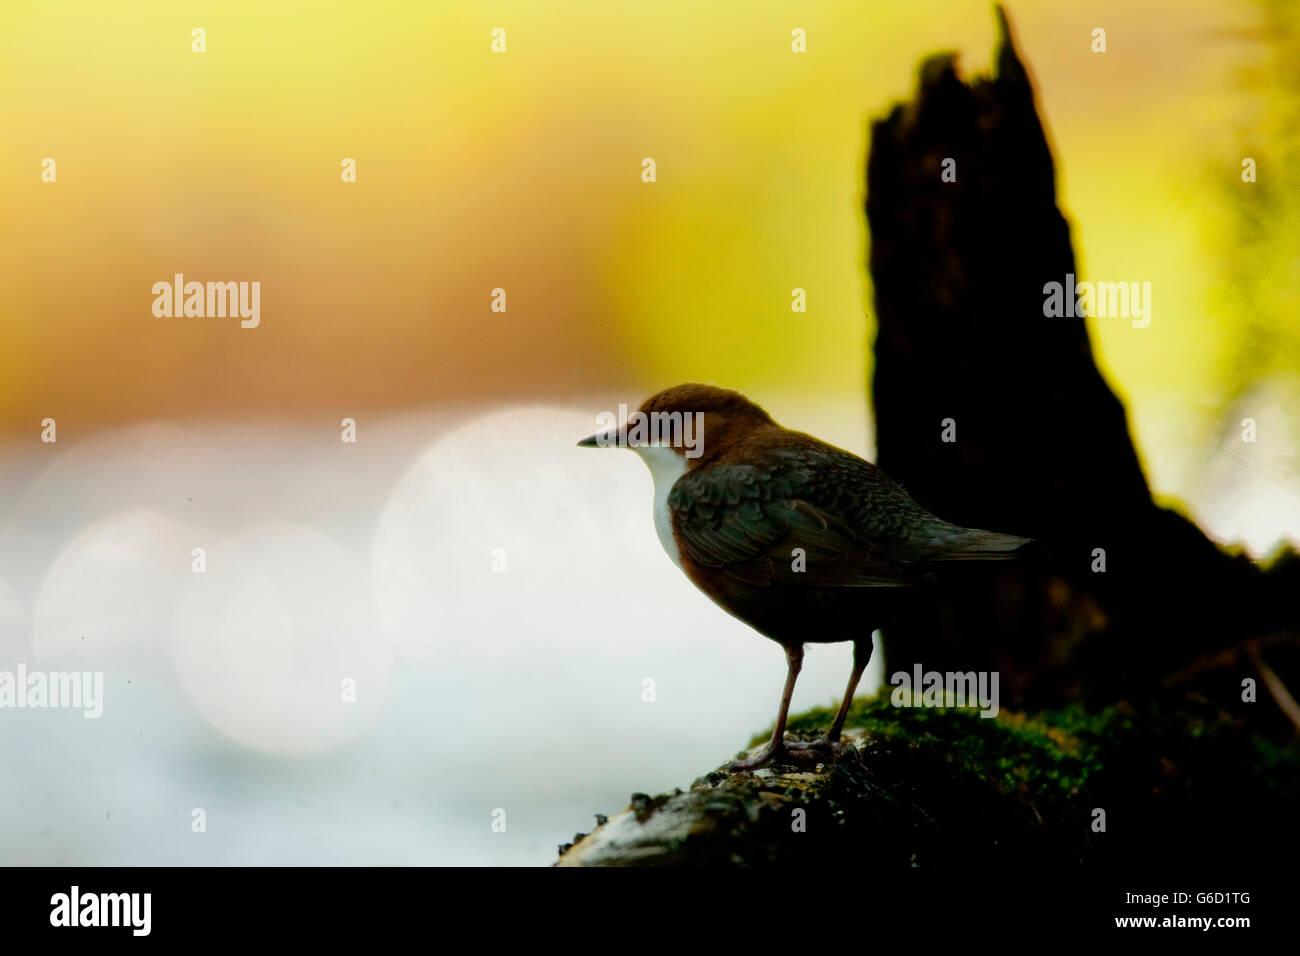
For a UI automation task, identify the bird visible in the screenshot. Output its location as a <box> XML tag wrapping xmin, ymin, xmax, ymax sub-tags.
<box><xmin>577</xmin><ymin>383</ymin><xmax>1034</xmax><ymax>769</ymax></box>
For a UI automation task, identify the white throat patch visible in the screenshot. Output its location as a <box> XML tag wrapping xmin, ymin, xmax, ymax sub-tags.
<box><xmin>631</xmin><ymin>445</ymin><xmax>689</xmax><ymax>568</ymax></box>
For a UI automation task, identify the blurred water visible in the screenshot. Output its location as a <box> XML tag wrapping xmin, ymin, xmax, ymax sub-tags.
<box><xmin>0</xmin><ymin>400</ymin><xmax>878</xmax><ymax>865</ymax></box>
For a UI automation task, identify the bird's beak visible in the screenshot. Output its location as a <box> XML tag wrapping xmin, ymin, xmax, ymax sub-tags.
<box><xmin>577</xmin><ymin>426</ymin><xmax>624</xmax><ymax>449</ymax></box>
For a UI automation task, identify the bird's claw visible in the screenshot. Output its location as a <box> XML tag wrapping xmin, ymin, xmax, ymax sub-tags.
<box><xmin>785</xmin><ymin>736</ymin><xmax>843</xmax><ymax>756</ymax></box>
<box><xmin>726</xmin><ymin>736</ymin><xmax>843</xmax><ymax>772</ymax></box>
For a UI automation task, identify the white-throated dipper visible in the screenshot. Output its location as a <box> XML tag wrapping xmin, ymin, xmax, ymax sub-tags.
<box><xmin>578</xmin><ymin>384</ymin><xmax>1033</xmax><ymax>769</ymax></box>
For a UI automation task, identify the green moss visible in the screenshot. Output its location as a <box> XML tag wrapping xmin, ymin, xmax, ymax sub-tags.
<box><xmin>565</xmin><ymin>688</ymin><xmax>1300</xmax><ymax>866</ymax></box>
<box><xmin>755</xmin><ymin>688</ymin><xmax>1300</xmax><ymax>813</ymax></box>
<box><xmin>752</xmin><ymin>693</ymin><xmax>1237</xmax><ymax>807</ymax></box>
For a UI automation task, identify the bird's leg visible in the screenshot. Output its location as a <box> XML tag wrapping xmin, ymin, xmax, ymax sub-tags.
<box><xmin>726</xmin><ymin>644</ymin><xmax>804</xmax><ymax>771</ymax></box>
<box><xmin>785</xmin><ymin>634</ymin><xmax>873</xmax><ymax>753</ymax></box>
<box><xmin>826</xmin><ymin>635</ymin><xmax>872</xmax><ymax>742</ymax></box>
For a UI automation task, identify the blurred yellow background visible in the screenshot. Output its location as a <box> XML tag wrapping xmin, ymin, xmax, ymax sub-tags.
<box><xmin>1</xmin><ymin>0</ymin><xmax>1295</xmax><ymax>521</ymax></box>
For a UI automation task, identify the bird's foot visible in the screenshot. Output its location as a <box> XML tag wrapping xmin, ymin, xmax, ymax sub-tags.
<box><xmin>784</xmin><ymin>736</ymin><xmax>843</xmax><ymax>756</ymax></box>
<box><xmin>725</xmin><ymin>744</ymin><xmax>782</xmax><ymax>771</ymax></box>
<box><xmin>726</xmin><ymin>736</ymin><xmax>842</xmax><ymax>772</ymax></box>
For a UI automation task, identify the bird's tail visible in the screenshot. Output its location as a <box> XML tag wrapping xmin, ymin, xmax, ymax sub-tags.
<box><xmin>931</xmin><ymin>527</ymin><xmax>1038</xmax><ymax>563</ymax></box>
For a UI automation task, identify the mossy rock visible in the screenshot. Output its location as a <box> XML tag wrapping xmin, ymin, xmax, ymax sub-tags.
<box><xmin>557</xmin><ymin>691</ymin><xmax>1300</xmax><ymax>866</ymax></box>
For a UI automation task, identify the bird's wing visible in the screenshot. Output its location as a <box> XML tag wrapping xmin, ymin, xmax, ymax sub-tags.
<box><xmin>666</xmin><ymin>457</ymin><xmax>922</xmax><ymax>588</ymax></box>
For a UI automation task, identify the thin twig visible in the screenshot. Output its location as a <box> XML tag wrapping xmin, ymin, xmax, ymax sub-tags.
<box><xmin>1244</xmin><ymin>642</ymin><xmax>1300</xmax><ymax>735</ymax></box>
<box><xmin>1162</xmin><ymin>631</ymin><xmax>1300</xmax><ymax>687</ymax></box>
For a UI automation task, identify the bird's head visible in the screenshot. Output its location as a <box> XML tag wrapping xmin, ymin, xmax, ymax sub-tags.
<box><xmin>577</xmin><ymin>384</ymin><xmax>773</xmax><ymax>468</ymax></box>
